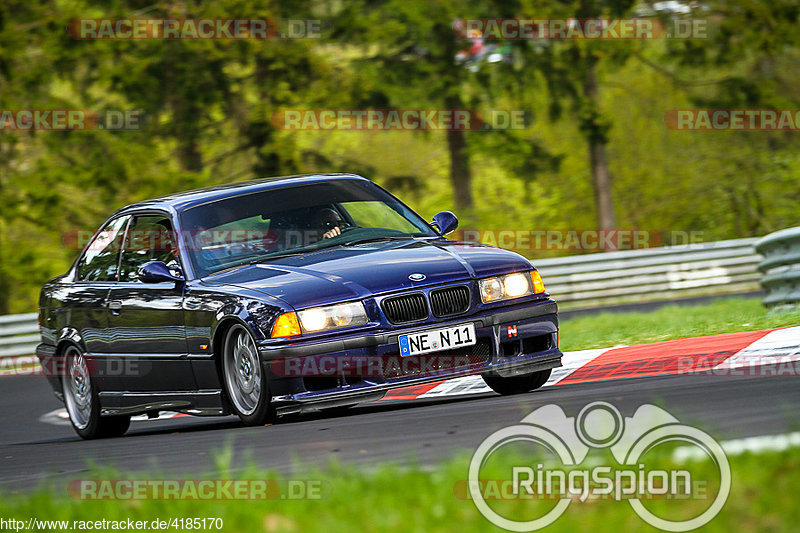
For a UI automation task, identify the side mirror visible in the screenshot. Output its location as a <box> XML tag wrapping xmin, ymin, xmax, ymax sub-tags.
<box><xmin>430</xmin><ymin>211</ymin><xmax>459</xmax><ymax>235</ymax></box>
<box><xmin>138</xmin><ymin>261</ymin><xmax>184</xmax><ymax>283</ymax></box>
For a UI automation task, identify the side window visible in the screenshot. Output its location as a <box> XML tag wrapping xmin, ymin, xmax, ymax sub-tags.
<box><xmin>118</xmin><ymin>215</ymin><xmax>181</xmax><ymax>283</ymax></box>
<box><xmin>76</xmin><ymin>216</ymin><xmax>128</xmax><ymax>281</ymax></box>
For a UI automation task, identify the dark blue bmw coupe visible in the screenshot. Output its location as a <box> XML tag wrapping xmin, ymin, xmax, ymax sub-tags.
<box><xmin>37</xmin><ymin>174</ymin><xmax>562</xmax><ymax>438</ymax></box>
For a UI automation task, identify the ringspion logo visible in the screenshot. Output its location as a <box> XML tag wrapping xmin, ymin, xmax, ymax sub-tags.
<box><xmin>467</xmin><ymin>402</ymin><xmax>730</xmax><ymax>531</ymax></box>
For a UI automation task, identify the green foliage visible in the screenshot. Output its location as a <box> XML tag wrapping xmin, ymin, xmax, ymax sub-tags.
<box><xmin>2</xmin><ymin>1</ymin><xmax>800</xmax><ymax>312</ymax></box>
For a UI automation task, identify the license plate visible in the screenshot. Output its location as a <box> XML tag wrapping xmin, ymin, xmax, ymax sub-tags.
<box><xmin>398</xmin><ymin>323</ymin><xmax>476</xmax><ymax>356</ymax></box>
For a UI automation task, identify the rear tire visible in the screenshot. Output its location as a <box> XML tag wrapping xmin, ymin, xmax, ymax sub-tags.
<box><xmin>483</xmin><ymin>368</ymin><xmax>552</xmax><ymax>396</ymax></box>
<box><xmin>222</xmin><ymin>324</ymin><xmax>272</xmax><ymax>426</ymax></box>
<box><xmin>62</xmin><ymin>346</ymin><xmax>130</xmax><ymax>439</ymax></box>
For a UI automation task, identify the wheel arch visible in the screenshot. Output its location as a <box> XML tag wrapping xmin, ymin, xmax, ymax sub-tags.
<box><xmin>54</xmin><ymin>328</ymin><xmax>86</xmax><ymax>386</ymax></box>
<box><xmin>210</xmin><ymin>316</ymin><xmax>262</xmax><ymax>408</ymax></box>
<box><xmin>211</xmin><ymin>316</ymin><xmax>261</xmax><ymax>362</ymax></box>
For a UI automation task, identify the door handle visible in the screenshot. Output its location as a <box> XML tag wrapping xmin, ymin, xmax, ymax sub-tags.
<box><xmin>107</xmin><ymin>300</ymin><xmax>122</xmax><ymax>314</ymax></box>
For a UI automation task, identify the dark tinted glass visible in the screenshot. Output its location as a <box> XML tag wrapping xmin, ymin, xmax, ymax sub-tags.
<box><xmin>76</xmin><ymin>216</ymin><xmax>128</xmax><ymax>281</ymax></box>
<box><xmin>118</xmin><ymin>215</ymin><xmax>180</xmax><ymax>282</ymax></box>
<box><xmin>180</xmin><ymin>180</ymin><xmax>435</xmax><ymax>277</ymax></box>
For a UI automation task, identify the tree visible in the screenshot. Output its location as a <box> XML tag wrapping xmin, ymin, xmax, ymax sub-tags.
<box><xmin>654</xmin><ymin>0</ymin><xmax>800</xmax><ymax>235</ymax></box>
<box><xmin>329</xmin><ymin>0</ymin><xmax>499</xmax><ymax>212</ymax></box>
<box><xmin>505</xmin><ymin>0</ymin><xmax>642</xmax><ymax>233</ymax></box>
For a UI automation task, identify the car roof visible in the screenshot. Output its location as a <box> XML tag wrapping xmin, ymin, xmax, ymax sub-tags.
<box><xmin>113</xmin><ymin>173</ymin><xmax>370</xmax><ymax>216</ymax></box>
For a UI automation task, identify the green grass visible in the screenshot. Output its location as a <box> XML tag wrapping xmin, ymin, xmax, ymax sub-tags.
<box><xmin>559</xmin><ymin>297</ymin><xmax>800</xmax><ymax>352</ymax></box>
<box><xmin>1</xmin><ymin>446</ymin><xmax>799</xmax><ymax>532</ymax></box>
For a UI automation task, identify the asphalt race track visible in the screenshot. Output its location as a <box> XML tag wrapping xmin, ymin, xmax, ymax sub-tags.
<box><xmin>0</xmin><ymin>370</ymin><xmax>797</xmax><ymax>493</ymax></box>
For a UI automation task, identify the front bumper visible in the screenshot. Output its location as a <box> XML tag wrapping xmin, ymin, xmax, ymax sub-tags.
<box><xmin>261</xmin><ymin>298</ymin><xmax>562</xmax><ymax>415</ymax></box>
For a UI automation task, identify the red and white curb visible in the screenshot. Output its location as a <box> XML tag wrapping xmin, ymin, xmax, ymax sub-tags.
<box><xmin>36</xmin><ymin>326</ymin><xmax>800</xmax><ymax>425</ymax></box>
<box><xmin>385</xmin><ymin>347</ymin><xmax>612</xmax><ymax>401</ymax></box>
<box><xmin>380</xmin><ymin>325</ymin><xmax>800</xmax><ymax>401</ymax></box>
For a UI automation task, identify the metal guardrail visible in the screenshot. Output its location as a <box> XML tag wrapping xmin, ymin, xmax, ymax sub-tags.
<box><xmin>535</xmin><ymin>238</ymin><xmax>762</xmax><ymax>309</ymax></box>
<box><xmin>0</xmin><ymin>313</ymin><xmax>40</xmax><ymax>358</ymax></box>
<box><xmin>0</xmin><ymin>237</ymin><xmax>765</xmax><ymax>357</ymax></box>
<box><xmin>755</xmin><ymin>227</ymin><xmax>800</xmax><ymax>309</ymax></box>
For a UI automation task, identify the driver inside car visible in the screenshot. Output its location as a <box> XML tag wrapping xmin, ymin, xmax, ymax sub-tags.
<box><xmin>313</xmin><ymin>207</ymin><xmax>346</xmax><ymax>240</ymax></box>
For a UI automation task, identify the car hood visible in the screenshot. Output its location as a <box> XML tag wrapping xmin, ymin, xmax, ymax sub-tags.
<box><xmin>202</xmin><ymin>239</ymin><xmax>534</xmax><ymax>309</ymax></box>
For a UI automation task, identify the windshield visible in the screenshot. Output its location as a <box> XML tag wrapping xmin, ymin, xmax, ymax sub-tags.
<box><xmin>179</xmin><ymin>179</ymin><xmax>438</xmax><ymax>277</ymax></box>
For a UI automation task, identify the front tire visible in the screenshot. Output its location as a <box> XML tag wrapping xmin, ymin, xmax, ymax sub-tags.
<box><xmin>222</xmin><ymin>324</ymin><xmax>272</xmax><ymax>426</ymax></box>
<box><xmin>62</xmin><ymin>346</ymin><xmax>130</xmax><ymax>439</ymax></box>
<box><xmin>483</xmin><ymin>368</ymin><xmax>552</xmax><ymax>396</ymax></box>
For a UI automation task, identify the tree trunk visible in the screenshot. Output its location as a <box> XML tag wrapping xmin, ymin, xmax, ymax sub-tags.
<box><xmin>0</xmin><ymin>225</ymin><xmax>9</xmax><ymax>315</ymax></box>
<box><xmin>445</xmin><ymin>97</ymin><xmax>474</xmax><ymax>210</ymax></box>
<box><xmin>588</xmin><ymin>139</ymin><xmax>615</xmax><ymax>232</ymax></box>
<box><xmin>583</xmin><ymin>63</ymin><xmax>616</xmax><ymax>235</ymax></box>
<box><xmin>0</xmin><ymin>156</ymin><xmax>9</xmax><ymax>314</ymax></box>
<box><xmin>178</xmin><ymin>139</ymin><xmax>203</xmax><ymax>173</ymax></box>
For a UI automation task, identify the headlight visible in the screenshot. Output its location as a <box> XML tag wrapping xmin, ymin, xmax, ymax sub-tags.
<box><xmin>480</xmin><ymin>277</ymin><xmax>503</xmax><ymax>302</ymax></box>
<box><xmin>297</xmin><ymin>301</ymin><xmax>369</xmax><ymax>333</ymax></box>
<box><xmin>479</xmin><ymin>271</ymin><xmax>545</xmax><ymax>303</ymax></box>
<box><xmin>503</xmin><ymin>272</ymin><xmax>530</xmax><ymax>297</ymax></box>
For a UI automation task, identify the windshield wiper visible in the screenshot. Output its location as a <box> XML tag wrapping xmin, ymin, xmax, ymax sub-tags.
<box><xmin>210</xmin><ymin>249</ymin><xmax>317</xmax><ymax>274</ymax></box>
<box><xmin>342</xmin><ymin>235</ymin><xmax>421</xmax><ymax>246</ymax></box>
<box><xmin>248</xmin><ymin>249</ymin><xmax>311</xmax><ymax>265</ymax></box>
